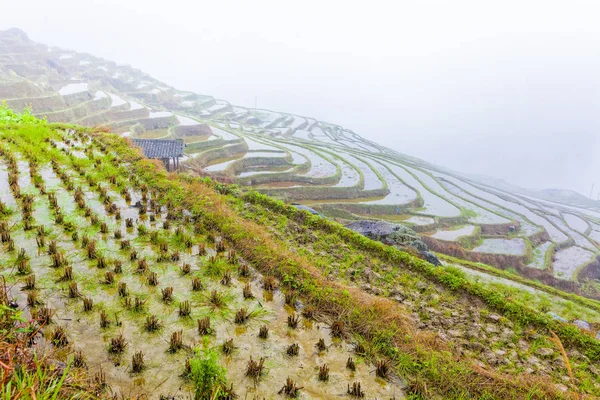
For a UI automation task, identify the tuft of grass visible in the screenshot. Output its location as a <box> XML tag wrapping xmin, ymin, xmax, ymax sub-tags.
<box><xmin>145</xmin><ymin>314</ymin><xmax>162</xmax><ymax>332</ymax></box>
<box><xmin>346</xmin><ymin>357</ymin><xmax>356</xmax><ymax>371</ymax></box>
<box><xmin>375</xmin><ymin>359</ymin><xmax>390</xmax><ymax>379</ymax></box>
<box><xmin>26</xmin><ymin>291</ymin><xmax>40</xmax><ymax>308</ymax></box>
<box><xmin>23</xmin><ymin>274</ymin><xmax>36</xmax><ymax>290</ymax></box>
<box><xmin>72</xmin><ymin>350</ymin><xmax>86</xmax><ymax>368</ymax></box>
<box><xmin>258</xmin><ymin>325</ymin><xmax>269</xmax><ymax>339</ymax></box>
<box><xmin>318</xmin><ymin>364</ymin><xmax>329</xmax><ymax>381</ymax></box>
<box><xmin>99</xmin><ymin>310</ymin><xmax>110</xmax><ymax>328</ymax></box>
<box><xmin>315</xmin><ymin>338</ymin><xmax>327</xmax><ymax>352</ymax></box>
<box><xmin>234</xmin><ymin>308</ymin><xmax>250</xmax><ymax>324</ymax></box>
<box><xmin>286</xmin><ymin>343</ymin><xmax>299</xmax><ymax>356</ymax></box>
<box><xmin>347</xmin><ymin>381</ymin><xmax>364</xmax><ymax>397</ymax></box>
<box><xmin>118</xmin><ymin>282</ymin><xmax>128</xmax><ymax>297</ymax></box>
<box><xmin>238</xmin><ymin>262</ymin><xmax>251</xmax><ymax>278</ymax></box>
<box><xmin>301</xmin><ymin>305</ymin><xmax>315</xmax><ymax>319</ymax></box>
<box><xmin>108</xmin><ymin>334</ymin><xmax>127</xmax><ymax>354</ymax></box>
<box><xmin>287</xmin><ymin>313</ymin><xmax>299</xmax><ymax>329</ymax></box>
<box><xmin>96</xmin><ymin>256</ymin><xmax>107</xmax><ymax>269</ymax></box>
<box><xmin>221</xmin><ymin>338</ymin><xmax>235</xmax><ymax>355</ymax></box>
<box><xmin>284</xmin><ymin>290</ymin><xmax>297</xmax><ymax>308</ymax></box>
<box><xmin>168</xmin><ymin>330</ymin><xmax>184</xmax><ymax>353</ymax></box>
<box><xmin>33</xmin><ymin>305</ymin><xmax>54</xmax><ymax>325</ymax></box>
<box><xmin>263</xmin><ymin>275</ymin><xmax>278</xmax><ymax>291</ymax></box>
<box><xmin>204</xmin><ymin>257</ymin><xmax>230</xmax><ymax>279</ymax></box>
<box><xmin>279</xmin><ymin>377</ymin><xmax>302</xmax><ymax>398</ymax></box>
<box><xmin>242</xmin><ymin>283</ymin><xmax>254</xmax><ymax>299</ymax></box>
<box><xmin>58</xmin><ymin>266</ymin><xmax>73</xmax><ymax>282</ymax></box>
<box><xmin>50</xmin><ymin>326</ymin><xmax>68</xmax><ymax>347</ymax></box>
<box><xmin>354</xmin><ymin>342</ymin><xmax>366</xmax><ymax>355</ymax></box>
<box><xmin>206</xmin><ymin>290</ymin><xmax>226</xmax><ymax>309</ymax></box>
<box><xmin>179</xmin><ymin>300</ymin><xmax>191</xmax><ymax>317</ymax></box>
<box><xmin>67</xmin><ymin>282</ymin><xmax>81</xmax><ymax>298</ymax></box>
<box><xmin>220</xmin><ymin>270</ymin><xmax>232</xmax><ymax>286</ymax></box>
<box><xmin>147</xmin><ymin>271</ymin><xmax>159</xmax><ymax>286</ymax></box>
<box><xmin>245</xmin><ymin>357</ymin><xmax>265</xmax><ymax>383</ymax></box>
<box><xmin>136</xmin><ymin>259</ymin><xmax>148</xmax><ymax>274</ymax></box>
<box><xmin>330</xmin><ymin>320</ymin><xmax>344</xmax><ymax>338</ymax></box>
<box><xmin>181</xmin><ymin>263</ymin><xmax>191</xmax><ymax>275</ymax></box>
<box><xmin>82</xmin><ymin>297</ymin><xmax>93</xmax><ymax>312</ymax></box>
<box><xmin>103</xmin><ymin>271</ymin><xmax>115</xmax><ymax>284</ymax></box>
<box><xmin>16</xmin><ymin>258</ymin><xmax>31</xmax><ymax>275</ymax></box>
<box><xmin>197</xmin><ymin>317</ymin><xmax>212</xmax><ymax>335</ymax></box>
<box><xmin>131</xmin><ymin>351</ymin><xmax>145</xmax><ymax>373</ymax></box>
<box><xmin>187</xmin><ymin>348</ymin><xmax>230</xmax><ymax>399</ymax></box>
<box><xmin>192</xmin><ymin>277</ymin><xmax>204</xmax><ymax>291</ymax></box>
<box><xmin>161</xmin><ymin>287</ymin><xmax>174</xmax><ymax>303</ymax></box>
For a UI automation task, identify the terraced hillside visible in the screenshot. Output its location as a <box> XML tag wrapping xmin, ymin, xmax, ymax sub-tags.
<box><xmin>4</xmin><ymin>107</ymin><xmax>600</xmax><ymax>399</ymax></box>
<box><xmin>1</xmin><ymin>27</ymin><xmax>600</xmax><ymax>302</ymax></box>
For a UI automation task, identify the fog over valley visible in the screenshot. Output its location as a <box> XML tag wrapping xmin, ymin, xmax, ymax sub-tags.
<box><xmin>5</xmin><ymin>2</ymin><xmax>600</xmax><ymax>398</ymax></box>
<box><xmin>2</xmin><ymin>0</ymin><xmax>600</xmax><ymax>195</ymax></box>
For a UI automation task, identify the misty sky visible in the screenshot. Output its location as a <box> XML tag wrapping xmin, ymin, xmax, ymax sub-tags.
<box><xmin>2</xmin><ymin>1</ymin><xmax>599</xmax><ymax>196</ymax></box>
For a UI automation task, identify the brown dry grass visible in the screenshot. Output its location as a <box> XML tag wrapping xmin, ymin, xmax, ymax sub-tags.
<box><xmin>0</xmin><ymin>316</ymin><xmax>94</xmax><ymax>398</ymax></box>
<box><xmin>104</xmin><ymin>131</ymin><xmax>578</xmax><ymax>399</ymax></box>
<box><xmin>93</xmin><ymin>125</ymin><xmax>111</xmax><ymax>133</ymax></box>
<box><xmin>550</xmin><ymin>331</ymin><xmax>582</xmax><ymax>399</ymax></box>
<box><xmin>174</xmin><ymin>179</ymin><xmax>569</xmax><ymax>399</ymax></box>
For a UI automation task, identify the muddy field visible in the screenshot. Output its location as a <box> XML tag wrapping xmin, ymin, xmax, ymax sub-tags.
<box><xmin>0</xmin><ymin>129</ymin><xmax>402</xmax><ymax>399</ymax></box>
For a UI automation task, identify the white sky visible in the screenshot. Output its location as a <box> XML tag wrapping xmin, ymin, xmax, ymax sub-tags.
<box><xmin>1</xmin><ymin>0</ymin><xmax>600</xmax><ymax>195</ymax></box>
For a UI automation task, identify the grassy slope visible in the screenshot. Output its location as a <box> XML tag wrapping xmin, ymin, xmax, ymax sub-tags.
<box><xmin>97</xmin><ymin>134</ymin><xmax>587</xmax><ymax>398</ymax></box>
<box><xmin>0</xmin><ymin>107</ymin><xmax>95</xmax><ymax>399</ymax></box>
<box><xmin>0</xmin><ymin>108</ymin><xmax>596</xmax><ymax>398</ymax></box>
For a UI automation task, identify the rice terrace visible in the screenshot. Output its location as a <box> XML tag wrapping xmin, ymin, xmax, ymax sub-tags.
<box><xmin>1</xmin><ymin>27</ymin><xmax>600</xmax><ymax>399</ymax></box>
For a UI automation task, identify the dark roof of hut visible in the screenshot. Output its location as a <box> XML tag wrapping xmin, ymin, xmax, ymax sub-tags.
<box><xmin>131</xmin><ymin>139</ymin><xmax>185</xmax><ymax>159</ymax></box>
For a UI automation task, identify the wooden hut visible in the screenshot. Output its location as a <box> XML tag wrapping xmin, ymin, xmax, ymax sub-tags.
<box><xmin>132</xmin><ymin>138</ymin><xmax>185</xmax><ymax>172</ymax></box>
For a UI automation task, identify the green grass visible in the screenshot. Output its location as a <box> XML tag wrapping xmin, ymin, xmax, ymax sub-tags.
<box><xmin>91</xmin><ymin>139</ymin><xmax>576</xmax><ymax>398</ymax></box>
<box><xmin>187</xmin><ymin>347</ymin><xmax>230</xmax><ymax>400</ymax></box>
<box><xmin>0</xmin><ymin>307</ymin><xmax>92</xmax><ymax>399</ymax></box>
<box><xmin>0</xmin><ymin>102</ymin><xmax>45</xmax><ymax>125</ymax></box>
<box><xmin>2</xmin><ymin>359</ymin><xmax>72</xmax><ymax>400</ymax></box>
<box><xmin>0</xmin><ymin>106</ymin><xmax>595</xmax><ymax>398</ymax></box>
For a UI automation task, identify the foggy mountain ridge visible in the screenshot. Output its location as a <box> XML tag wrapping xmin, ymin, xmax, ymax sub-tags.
<box><xmin>3</xmin><ymin>0</ymin><xmax>600</xmax><ymax>197</ymax></box>
<box><xmin>0</xmin><ymin>27</ymin><xmax>598</xmax><ymax>210</ymax></box>
<box><xmin>4</xmin><ymin>3</ymin><xmax>600</xmax><ymax>397</ymax></box>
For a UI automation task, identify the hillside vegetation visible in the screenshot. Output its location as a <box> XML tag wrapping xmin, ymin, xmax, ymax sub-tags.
<box><xmin>0</xmin><ymin>107</ymin><xmax>600</xmax><ymax>398</ymax></box>
<box><xmin>2</xmin><ymin>28</ymin><xmax>600</xmax><ymax>302</ymax></box>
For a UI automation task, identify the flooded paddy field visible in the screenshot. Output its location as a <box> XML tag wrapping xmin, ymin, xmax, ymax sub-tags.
<box><xmin>0</xmin><ymin>130</ymin><xmax>402</xmax><ymax>399</ymax></box>
<box><xmin>4</xmin><ymin>30</ymin><xmax>600</xmax><ymax>335</ymax></box>
<box><xmin>553</xmin><ymin>246</ymin><xmax>596</xmax><ymax>280</ymax></box>
<box><xmin>473</xmin><ymin>238</ymin><xmax>526</xmax><ymax>256</ymax></box>
<box><xmin>363</xmin><ymin>160</ymin><xmax>416</xmax><ymax>206</ymax></box>
<box><xmin>430</xmin><ymin>225</ymin><xmax>476</xmax><ymax>242</ymax></box>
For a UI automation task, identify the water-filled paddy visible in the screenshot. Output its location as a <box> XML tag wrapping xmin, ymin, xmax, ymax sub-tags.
<box><xmin>58</xmin><ymin>82</ymin><xmax>88</xmax><ymax>95</ymax></box>
<box><xmin>343</xmin><ymin>154</ymin><xmax>384</xmax><ymax>190</ymax></box>
<box><xmin>473</xmin><ymin>238</ymin><xmax>526</xmax><ymax>255</ymax></box>
<box><xmin>528</xmin><ymin>241</ymin><xmax>553</xmax><ymax>269</ymax></box>
<box><xmin>363</xmin><ymin>159</ymin><xmax>417</xmax><ymax>206</ymax></box>
<box><xmin>564</xmin><ymin>213</ymin><xmax>589</xmax><ymax>234</ymax></box>
<box><xmin>283</xmin><ymin>144</ymin><xmax>337</xmax><ymax>178</ymax></box>
<box><xmin>553</xmin><ymin>246</ymin><xmax>596</xmax><ymax>280</ymax></box>
<box><xmin>387</xmin><ymin>164</ymin><xmax>460</xmax><ymax>217</ymax></box>
<box><xmin>431</xmin><ymin>225</ymin><xmax>476</xmax><ymax>241</ymax></box>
